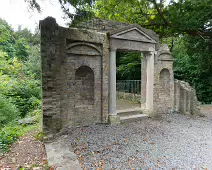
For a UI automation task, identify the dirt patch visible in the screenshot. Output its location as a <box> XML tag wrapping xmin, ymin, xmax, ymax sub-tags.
<box><xmin>0</xmin><ymin>130</ymin><xmax>48</xmax><ymax>170</ymax></box>
<box><xmin>116</xmin><ymin>99</ymin><xmax>140</xmax><ymax>110</ymax></box>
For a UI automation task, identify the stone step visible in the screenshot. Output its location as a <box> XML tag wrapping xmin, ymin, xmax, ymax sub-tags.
<box><xmin>117</xmin><ymin>107</ymin><xmax>142</xmax><ymax>116</ymax></box>
<box><xmin>120</xmin><ymin>113</ymin><xmax>149</xmax><ymax>123</ymax></box>
<box><xmin>117</xmin><ymin>108</ymin><xmax>149</xmax><ymax>123</ymax></box>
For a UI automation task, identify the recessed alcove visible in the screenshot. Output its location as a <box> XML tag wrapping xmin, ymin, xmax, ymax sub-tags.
<box><xmin>75</xmin><ymin>66</ymin><xmax>94</xmax><ymax>106</ymax></box>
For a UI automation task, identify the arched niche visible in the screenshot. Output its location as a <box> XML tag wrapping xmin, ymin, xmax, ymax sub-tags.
<box><xmin>75</xmin><ymin>66</ymin><xmax>94</xmax><ymax>106</ymax></box>
<box><xmin>66</xmin><ymin>42</ymin><xmax>101</xmax><ymax>56</ymax></box>
<box><xmin>160</xmin><ymin>68</ymin><xmax>171</xmax><ymax>96</ymax></box>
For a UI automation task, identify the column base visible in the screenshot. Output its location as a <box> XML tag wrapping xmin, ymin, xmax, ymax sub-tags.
<box><xmin>108</xmin><ymin>115</ymin><xmax>120</xmax><ymax>125</ymax></box>
<box><xmin>142</xmin><ymin>109</ymin><xmax>155</xmax><ymax>117</ymax></box>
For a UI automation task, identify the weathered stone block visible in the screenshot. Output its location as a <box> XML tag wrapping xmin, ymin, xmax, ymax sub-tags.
<box><xmin>108</xmin><ymin>115</ymin><xmax>120</xmax><ymax>125</ymax></box>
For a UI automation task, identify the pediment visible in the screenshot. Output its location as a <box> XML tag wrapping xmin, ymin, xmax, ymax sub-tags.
<box><xmin>110</xmin><ymin>27</ymin><xmax>156</xmax><ymax>43</ymax></box>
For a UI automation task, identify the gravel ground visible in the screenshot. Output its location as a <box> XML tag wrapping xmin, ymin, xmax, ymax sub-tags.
<box><xmin>1</xmin><ymin>105</ymin><xmax>211</xmax><ymax>170</ymax></box>
<box><xmin>63</xmin><ymin>112</ymin><xmax>212</xmax><ymax>170</ymax></box>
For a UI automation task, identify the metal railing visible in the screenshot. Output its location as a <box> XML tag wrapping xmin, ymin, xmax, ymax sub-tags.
<box><xmin>116</xmin><ymin>80</ymin><xmax>141</xmax><ymax>94</ymax></box>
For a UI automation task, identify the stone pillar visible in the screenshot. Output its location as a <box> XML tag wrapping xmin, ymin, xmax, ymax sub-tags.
<box><xmin>108</xmin><ymin>49</ymin><xmax>120</xmax><ymax>124</ymax></box>
<box><xmin>187</xmin><ymin>91</ymin><xmax>191</xmax><ymax>114</ymax></box>
<box><xmin>146</xmin><ymin>51</ymin><xmax>155</xmax><ymax>112</ymax></box>
<box><xmin>40</xmin><ymin>17</ymin><xmax>61</xmax><ymax>139</ymax></box>
<box><xmin>174</xmin><ymin>81</ymin><xmax>180</xmax><ymax>113</ymax></box>
<box><xmin>141</xmin><ymin>54</ymin><xmax>147</xmax><ymax>107</ymax></box>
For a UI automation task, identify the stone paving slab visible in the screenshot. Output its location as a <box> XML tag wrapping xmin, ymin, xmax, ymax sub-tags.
<box><xmin>45</xmin><ymin>135</ymin><xmax>82</xmax><ymax>170</ymax></box>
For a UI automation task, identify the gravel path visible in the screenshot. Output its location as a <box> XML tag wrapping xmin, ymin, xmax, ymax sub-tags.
<box><xmin>63</xmin><ymin>113</ymin><xmax>212</xmax><ymax>170</ymax></box>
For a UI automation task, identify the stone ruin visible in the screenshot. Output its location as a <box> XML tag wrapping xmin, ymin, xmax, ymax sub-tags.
<box><xmin>40</xmin><ymin>17</ymin><xmax>200</xmax><ymax>137</ymax></box>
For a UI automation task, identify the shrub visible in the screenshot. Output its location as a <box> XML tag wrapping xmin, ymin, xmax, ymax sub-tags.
<box><xmin>0</xmin><ymin>94</ymin><xmax>18</xmax><ymax>125</ymax></box>
<box><xmin>0</xmin><ymin>126</ymin><xmax>19</xmax><ymax>152</ymax></box>
<box><xmin>5</xmin><ymin>78</ymin><xmax>41</xmax><ymax>117</ymax></box>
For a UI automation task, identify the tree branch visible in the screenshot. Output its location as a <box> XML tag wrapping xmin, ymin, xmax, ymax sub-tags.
<box><xmin>152</xmin><ymin>0</ymin><xmax>169</xmax><ymax>26</ymax></box>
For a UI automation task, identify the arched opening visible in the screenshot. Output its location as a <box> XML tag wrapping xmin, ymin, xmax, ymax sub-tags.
<box><xmin>160</xmin><ymin>68</ymin><xmax>170</xmax><ymax>96</ymax></box>
<box><xmin>75</xmin><ymin>66</ymin><xmax>94</xmax><ymax>106</ymax></box>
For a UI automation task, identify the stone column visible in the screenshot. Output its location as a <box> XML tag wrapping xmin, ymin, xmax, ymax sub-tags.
<box><xmin>187</xmin><ymin>91</ymin><xmax>191</xmax><ymax>114</ymax></box>
<box><xmin>141</xmin><ymin>54</ymin><xmax>147</xmax><ymax>107</ymax></box>
<box><xmin>108</xmin><ymin>49</ymin><xmax>120</xmax><ymax>124</ymax></box>
<box><xmin>174</xmin><ymin>81</ymin><xmax>180</xmax><ymax>113</ymax></box>
<box><xmin>146</xmin><ymin>51</ymin><xmax>155</xmax><ymax>112</ymax></box>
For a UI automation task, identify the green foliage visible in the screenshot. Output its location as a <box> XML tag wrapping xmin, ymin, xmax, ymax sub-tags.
<box><xmin>34</xmin><ymin>130</ymin><xmax>45</xmax><ymax>141</ymax></box>
<box><xmin>0</xmin><ymin>19</ymin><xmax>16</xmax><ymax>57</ymax></box>
<box><xmin>0</xmin><ymin>94</ymin><xmax>18</xmax><ymax>125</ymax></box>
<box><xmin>0</xmin><ymin>18</ymin><xmax>42</xmax><ymax>154</ymax></box>
<box><xmin>0</xmin><ymin>122</ymin><xmax>39</xmax><ymax>153</ymax></box>
<box><xmin>0</xmin><ymin>50</ymin><xmax>10</xmax><ymax>74</ymax></box>
<box><xmin>94</xmin><ymin>0</ymin><xmax>212</xmax><ymax>37</ymax></box>
<box><xmin>116</xmin><ymin>52</ymin><xmax>141</xmax><ymax>80</ymax></box>
<box><xmin>95</xmin><ymin>0</ymin><xmax>152</xmax><ymax>25</ymax></box>
<box><xmin>166</xmin><ymin>0</ymin><xmax>212</xmax><ymax>35</ymax></box>
<box><xmin>14</xmin><ymin>38</ymin><xmax>30</xmax><ymax>61</ymax></box>
<box><xmin>15</xmin><ymin>26</ymin><xmax>40</xmax><ymax>45</ymax></box>
<box><xmin>172</xmin><ymin>36</ymin><xmax>212</xmax><ymax>103</ymax></box>
<box><xmin>23</xmin><ymin>45</ymin><xmax>41</xmax><ymax>79</ymax></box>
<box><xmin>0</xmin><ymin>126</ymin><xmax>19</xmax><ymax>152</ymax></box>
<box><xmin>0</xmin><ymin>52</ymin><xmax>23</xmax><ymax>76</ymax></box>
<box><xmin>4</xmin><ymin>79</ymin><xmax>41</xmax><ymax>117</ymax></box>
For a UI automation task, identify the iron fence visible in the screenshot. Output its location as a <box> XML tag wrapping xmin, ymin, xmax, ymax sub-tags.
<box><xmin>116</xmin><ymin>80</ymin><xmax>141</xmax><ymax>94</ymax></box>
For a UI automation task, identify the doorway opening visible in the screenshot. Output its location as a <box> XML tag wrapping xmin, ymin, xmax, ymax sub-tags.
<box><xmin>116</xmin><ymin>51</ymin><xmax>142</xmax><ymax>111</ymax></box>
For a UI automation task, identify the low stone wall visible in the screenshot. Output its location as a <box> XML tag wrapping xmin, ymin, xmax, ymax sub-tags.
<box><xmin>173</xmin><ymin>80</ymin><xmax>200</xmax><ymax>115</ymax></box>
<box><xmin>117</xmin><ymin>91</ymin><xmax>141</xmax><ymax>103</ymax></box>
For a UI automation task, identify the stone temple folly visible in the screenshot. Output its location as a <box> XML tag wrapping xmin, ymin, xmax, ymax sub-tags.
<box><xmin>40</xmin><ymin>17</ymin><xmax>200</xmax><ymax>137</ymax></box>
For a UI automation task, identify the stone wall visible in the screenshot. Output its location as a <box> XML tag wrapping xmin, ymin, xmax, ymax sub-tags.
<box><xmin>152</xmin><ymin>45</ymin><xmax>200</xmax><ymax>115</ymax></box>
<box><xmin>173</xmin><ymin>80</ymin><xmax>201</xmax><ymax>115</ymax></box>
<box><xmin>153</xmin><ymin>45</ymin><xmax>175</xmax><ymax>114</ymax></box>
<box><xmin>40</xmin><ymin>17</ymin><xmax>201</xmax><ymax>138</ymax></box>
<box><xmin>40</xmin><ymin>17</ymin><xmax>109</xmax><ymax>137</ymax></box>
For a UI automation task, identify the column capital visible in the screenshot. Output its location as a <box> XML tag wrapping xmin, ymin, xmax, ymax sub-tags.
<box><xmin>144</xmin><ymin>51</ymin><xmax>157</xmax><ymax>56</ymax></box>
<box><xmin>110</xmin><ymin>47</ymin><xmax>117</xmax><ymax>52</ymax></box>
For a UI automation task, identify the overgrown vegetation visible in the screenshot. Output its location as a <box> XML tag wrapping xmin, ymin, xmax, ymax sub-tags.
<box><xmin>116</xmin><ymin>52</ymin><xmax>141</xmax><ymax>80</ymax></box>
<box><xmin>0</xmin><ymin>18</ymin><xmax>41</xmax><ymax>154</ymax></box>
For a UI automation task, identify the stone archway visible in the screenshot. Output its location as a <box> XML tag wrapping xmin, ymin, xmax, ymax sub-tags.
<box><xmin>40</xmin><ymin>17</ymin><xmax>200</xmax><ymax>137</ymax></box>
<box><xmin>108</xmin><ymin>25</ymin><xmax>159</xmax><ymax>123</ymax></box>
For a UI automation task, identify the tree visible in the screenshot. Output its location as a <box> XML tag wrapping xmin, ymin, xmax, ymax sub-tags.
<box><xmin>0</xmin><ymin>19</ymin><xmax>16</xmax><ymax>58</ymax></box>
<box><xmin>0</xmin><ymin>19</ymin><xmax>41</xmax><ymax>119</ymax></box>
<box><xmin>116</xmin><ymin>52</ymin><xmax>141</xmax><ymax>80</ymax></box>
<box><xmin>25</xmin><ymin>0</ymin><xmax>212</xmax><ymax>38</ymax></box>
<box><xmin>173</xmin><ymin>35</ymin><xmax>212</xmax><ymax>103</ymax></box>
<box><xmin>94</xmin><ymin>0</ymin><xmax>212</xmax><ymax>38</ymax></box>
<box><xmin>15</xmin><ymin>26</ymin><xmax>40</xmax><ymax>45</ymax></box>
